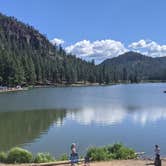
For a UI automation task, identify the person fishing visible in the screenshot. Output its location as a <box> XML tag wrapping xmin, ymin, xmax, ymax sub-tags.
<box><xmin>70</xmin><ymin>143</ymin><xmax>79</xmax><ymax>166</ymax></box>
<box><xmin>154</xmin><ymin>145</ymin><xmax>161</xmax><ymax>166</ymax></box>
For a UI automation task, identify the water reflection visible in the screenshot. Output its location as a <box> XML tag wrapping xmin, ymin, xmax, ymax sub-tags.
<box><xmin>1</xmin><ymin>106</ymin><xmax>166</xmax><ymax>150</ymax></box>
<box><xmin>1</xmin><ymin>84</ymin><xmax>166</xmax><ymax>155</ymax></box>
<box><xmin>0</xmin><ymin>109</ymin><xmax>66</xmax><ymax>150</ymax></box>
<box><xmin>132</xmin><ymin>107</ymin><xmax>166</xmax><ymax>125</ymax></box>
<box><xmin>67</xmin><ymin>106</ymin><xmax>166</xmax><ymax>126</ymax></box>
<box><xmin>68</xmin><ymin>107</ymin><xmax>126</xmax><ymax>125</ymax></box>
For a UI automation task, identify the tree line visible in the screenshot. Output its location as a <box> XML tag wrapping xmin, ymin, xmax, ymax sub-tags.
<box><xmin>0</xmin><ymin>13</ymin><xmax>97</xmax><ymax>86</ymax></box>
<box><xmin>1</xmin><ymin>13</ymin><xmax>166</xmax><ymax>86</ymax></box>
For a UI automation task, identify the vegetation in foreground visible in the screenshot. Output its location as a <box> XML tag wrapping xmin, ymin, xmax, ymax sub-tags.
<box><xmin>0</xmin><ymin>144</ymin><xmax>136</xmax><ymax>164</ymax></box>
<box><xmin>86</xmin><ymin>144</ymin><xmax>136</xmax><ymax>161</ymax></box>
<box><xmin>0</xmin><ymin>147</ymin><xmax>55</xmax><ymax>164</ymax></box>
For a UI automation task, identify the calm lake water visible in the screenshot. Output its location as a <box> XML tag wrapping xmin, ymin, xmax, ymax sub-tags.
<box><xmin>0</xmin><ymin>83</ymin><xmax>166</xmax><ymax>157</ymax></box>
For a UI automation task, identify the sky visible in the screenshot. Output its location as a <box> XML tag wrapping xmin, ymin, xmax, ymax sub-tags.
<box><xmin>1</xmin><ymin>0</ymin><xmax>166</xmax><ymax>63</ymax></box>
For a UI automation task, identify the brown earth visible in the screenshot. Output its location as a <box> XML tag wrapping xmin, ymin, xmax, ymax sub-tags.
<box><xmin>90</xmin><ymin>159</ymin><xmax>166</xmax><ymax>166</ymax></box>
<box><xmin>0</xmin><ymin>159</ymin><xmax>166</xmax><ymax>166</ymax></box>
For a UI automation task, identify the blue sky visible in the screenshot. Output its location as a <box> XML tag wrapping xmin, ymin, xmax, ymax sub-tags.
<box><xmin>1</xmin><ymin>0</ymin><xmax>166</xmax><ymax>63</ymax></box>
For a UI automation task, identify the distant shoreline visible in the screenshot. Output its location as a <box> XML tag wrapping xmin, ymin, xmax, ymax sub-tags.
<box><xmin>0</xmin><ymin>87</ymin><xmax>28</xmax><ymax>93</ymax></box>
<box><xmin>25</xmin><ymin>80</ymin><xmax>166</xmax><ymax>89</ymax></box>
<box><xmin>0</xmin><ymin>80</ymin><xmax>166</xmax><ymax>94</ymax></box>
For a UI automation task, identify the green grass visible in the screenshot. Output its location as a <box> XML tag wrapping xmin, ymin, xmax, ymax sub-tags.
<box><xmin>0</xmin><ymin>152</ymin><xmax>7</xmax><ymax>163</ymax></box>
<box><xmin>58</xmin><ymin>153</ymin><xmax>68</xmax><ymax>161</ymax></box>
<box><xmin>34</xmin><ymin>153</ymin><xmax>55</xmax><ymax>163</ymax></box>
<box><xmin>86</xmin><ymin>143</ymin><xmax>136</xmax><ymax>161</ymax></box>
<box><xmin>7</xmin><ymin>147</ymin><xmax>33</xmax><ymax>163</ymax></box>
<box><xmin>0</xmin><ymin>144</ymin><xmax>136</xmax><ymax>164</ymax></box>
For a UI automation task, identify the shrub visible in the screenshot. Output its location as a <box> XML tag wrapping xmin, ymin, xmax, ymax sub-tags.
<box><xmin>114</xmin><ymin>146</ymin><xmax>136</xmax><ymax>159</ymax></box>
<box><xmin>7</xmin><ymin>147</ymin><xmax>33</xmax><ymax>163</ymax></box>
<box><xmin>0</xmin><ymin>152</ymin><xmax>7</xmax><ymax>163</ymax></box>
<box><xmin>34</xmin><ymin>153</ymin><xmax>55</xmax><ymax>163</ymax></box>
<box><xmin>107</xmin><ymin>143</ymin><xmax>136</xmax><ymax>159</ymax></box>
<box><xmin>86</xmin><ymin>147</ymin><xmax>110</xmax><ymax>161</ymax></box>
<box><xmin>58</xmin><ymin>153</ymin><xmax>68</xmax><ymax>161</ymax></box>
<box><xmin>86</xmin><ymin>144</ymin><xmax>136</xmax><ymax>161</ymax></box>
<box><xmin>107</xmin><ymin>143</ymin><xmax>123</xmax><ymax>154</ymax></box>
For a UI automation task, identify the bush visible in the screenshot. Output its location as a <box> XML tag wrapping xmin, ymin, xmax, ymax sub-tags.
<box><xmin>114</xmin><ymin>146</ymin><xmax>136</xmax><ymax>159</ymax></box>
<box><xmin>86</xmin><ymin>147</ymin><xmax>110</xmax><ymax>161</ymax></box>
<box><xmin>34</xmin><ymin>153</ymin><xmax>55</xmax><ymax>163</ymax></box>
<box><xmin>107</xmin><ymin>143</ymin><xmax>123</xmax><ymax>154</ymax></box>
<box><xmin>58</xmin><ymin>153</ymin><xmax>68</xmax><ymax>161</ymax></box>
<box><xmin>7</xmin><ymin>147</ymin><xmax>33</xmax><ymax>163</ymax></box>
<box><xmin>0</xmin><ymin>152</ymin><xmax>7</xmax><ymax>163</ymax></box>
<box><xmin>108</xmin><ymin>143</ymin><xmax>136</xmax><ymax>159</ymax></box>
<box><xmin>86</xmin><ymin>144</ymin><xmax>136</xmax><ymax>161</ymax></box>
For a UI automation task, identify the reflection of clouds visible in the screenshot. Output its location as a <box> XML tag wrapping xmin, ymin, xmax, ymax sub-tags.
<box><xmin>53</xmin><ymin>119</ymin><xmax>64</xmax><ymax>127</ymax></box>
<box><xmin>67</xmin><ymin>106</ymin><xmax>166</xmax><ymax>126</ymax></box>
<box><xmin>67</xmin><ymin>107</ymin><xmax>127</xmax><ymax>125</ymax></box>
<box><xmin>133</xmin><ymin>108</ymin><xmax>166</xmax><ymax>125</ymax></box>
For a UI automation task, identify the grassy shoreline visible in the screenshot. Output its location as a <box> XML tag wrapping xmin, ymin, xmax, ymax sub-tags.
<box><xmin>0</xmin><ymin>144</ymin><xmax>136</xmax><ymax>164</ymax></box>
<box><xmin>0</xmin><ymin>145</ymin><xmax>165</xmax><ymax>165</ymax></box>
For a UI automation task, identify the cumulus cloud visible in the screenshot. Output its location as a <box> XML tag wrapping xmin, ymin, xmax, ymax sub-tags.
<box><xmin>50</xmin><ymin>37</ymin><xmax>166</xmax><ymax>64</ymax></box>
<box><xmin>128</xmin><ymin>39</ymin><xmax>147</xmax><ymax>49</ymax></box>
<box><xmin>50</xmin><ymin>38</ymin><xmax>65</xmax><ymax>46</ymax></box>
<box><xmin>129</xmin><ymin>39</ymin><xmax>166</xmax><ymax>57</ymax></box>
<box><xmin>65</xmin><ymin>39</ymin><xmax>128</xmax><ymax>64</ymax></box>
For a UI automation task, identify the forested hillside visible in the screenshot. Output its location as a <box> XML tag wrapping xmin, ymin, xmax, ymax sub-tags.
<box><xmin>0</xmin><ymin>13</ymin><xmax>97</xmax><ymax>86</ymax></box>
<box><xmin>1</xmin><ymin>13</ymin><xmax>166</xmax><ymax>86</ymax></box>
<box><xmin>98</xmin><ymin>52</ymin><xmax>166</xmax><ymax>83</ymax></box>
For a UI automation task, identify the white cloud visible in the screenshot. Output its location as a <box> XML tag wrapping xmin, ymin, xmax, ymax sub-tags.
<box><xmin>129</xmin><ymin>39</ymin><xmax>166</xmax><ymax>57</ymax></box>
<box><xmin>50</xmin><ymin>37</ymin><xmax>166</xmax><ymax>63</ymax></box>
<box><xmin>50</xmin><ymin>38</ymin><xmax>64</xmax><ymax>46</ymax></box>
<box><xmin>65</xmin><ymin>40</ymin><xmax>94</xmax><ymax>57</ymax></box>
<box><xmin>65</xmin><ymin>39</ymin><xmax>128</xmax><ymax>64</ymax></box>
<box><xmin>128</xmin><ymin>39</ymin><xmax>147</xmax><ymax>49</ymax></box>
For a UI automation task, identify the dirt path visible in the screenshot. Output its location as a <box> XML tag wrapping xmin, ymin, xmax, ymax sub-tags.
<box><xmin>90</xmin><ymin>159</ymin><xmax>166</xmax><ymax>166</ymax></box>
<box><xmin>0</xmin><ymin>159</ymin><xmax>166</xmax><ymax>166</ymax></box>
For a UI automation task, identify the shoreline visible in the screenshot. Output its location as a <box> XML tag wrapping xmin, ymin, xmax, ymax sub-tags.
<box><xmin>90</xmin><ymin>159</ymin><xmax>166</xmax><ymax>166</ymax></box>
<box><xmin>0</xmin><ymin>87</ymin><xmax>28</xmax><ymax>93</ymax></box>
<box><xmin>0</xmin><ymin>80</ymin><xmax>166</xmax><ymax>94</ymax></box>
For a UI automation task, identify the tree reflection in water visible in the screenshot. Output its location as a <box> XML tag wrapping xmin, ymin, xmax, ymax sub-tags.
<box><xmin>0</xmin><ymin>109</ymin><xmax>66</xmax><ymax>151</ymax></box>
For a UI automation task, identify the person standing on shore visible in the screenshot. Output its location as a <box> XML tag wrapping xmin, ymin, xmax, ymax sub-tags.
<box><xmin>154</xmin><ymin>145</ymin><xmax>161</xmax><ymax>166</ymax></box>
<box><xmin>155</xmin><ymin>145</ymin><xmax>160</xmax><ymax>158</ymax></box>
<box><xmin>70</xmin><ymin>143</ymin><xmax>79</xmax><ymax>166</ymax></box>
<box><xmin>71</xmin><ymin>143</ymin><xmax>77</xmax><ymax>154</ymax></box>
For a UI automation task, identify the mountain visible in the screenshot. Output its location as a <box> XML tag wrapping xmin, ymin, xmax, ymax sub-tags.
<box><xmin>1</xmin><ymin>12</ymin><xmax>166</xmax><ymax>86</ymax></box>
<box><xmin>0</xmin><ymin>13</ymin><xmax>97</xmax><ymax>86</ymax></box>
<box><xmin>98</xmin><ymin>51</ymin><xmax>166</xmax><ymax>83</ymax></box>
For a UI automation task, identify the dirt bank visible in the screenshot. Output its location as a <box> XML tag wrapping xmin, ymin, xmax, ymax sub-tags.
<box><xmin>90</xmin><ymin>159</ymin><xmax>166</xmax><ymax>166</ymax></box>
<box><xmin>0</xmin><ymin>159</ymin><xmax>166</xmax><ymax>166</ymax></box>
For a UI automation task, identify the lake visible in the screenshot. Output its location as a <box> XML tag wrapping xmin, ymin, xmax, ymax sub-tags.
<box><xmin>0</xmin><ymin>83</ymin><xmax>166</xmax><ymax>157</ymax></box>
